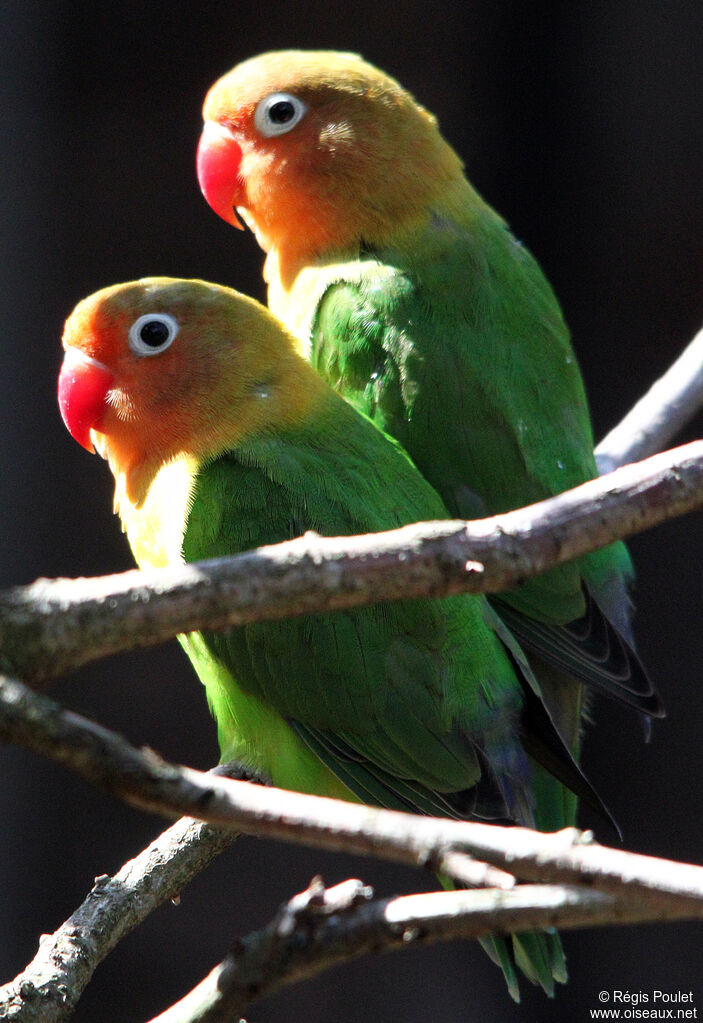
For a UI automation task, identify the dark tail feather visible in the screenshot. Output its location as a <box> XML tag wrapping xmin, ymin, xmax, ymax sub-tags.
<box><xmin>518</xmin><ymin>677</ymin><xmax>622</xmax><ymax>840</ymax></box>
<box><xmin>496</xmin><ymin>588</ymin><xmax>664</xmax><ymax>721</ymax></box>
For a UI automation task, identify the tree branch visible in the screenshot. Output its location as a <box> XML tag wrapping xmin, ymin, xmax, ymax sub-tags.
<box><xmin>596</xmin><ymin>326</ymin><xmax>703</xmax><ymax>472</ymax></box>
<box><xmin>1</xmin><ymin>440</ymin><xmax>702</xmax><ymax>685</ymax></box>
<box><xmin>0</xmin><ymin>763</ymin><xmax>253</xmax><ymax>1023</ymax></box>
<box><xmin>3</xmin><ymin>674</ymin><xmax>703</xmax><ymax>916</ymax></box>
<box><xmin>144</xmin><ymin>877</ymin><xmax>703</xmax><ymax>1023</ymax></box>
<box><xmin>0</xmin><ymin>701</ymin><xmax>508</xmax><ymax>1023</ymax></box>
<box><xmin>0</xmin><ymin>677</ymin><xmax>515</xmax><ymax>896</ymax></box>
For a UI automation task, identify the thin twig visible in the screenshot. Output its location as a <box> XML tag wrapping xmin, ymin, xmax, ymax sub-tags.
<box><xmin>1</xmin><ymin>440</ymin><xmax>702</xmax><ymax>684</ymax></box>
<box><xmin>0</xmin><ymin>677</ymin><xmax>514</xmax><ymax>891</ymax></box>
<box><xmin>0</xmin><ymin>763</ymin><xmax>251</xmax><ymax>1023</ymax></box>
<box><xmin>3</xmin><ymin>675</ymin><xmax>703</xmax><ymax>915</ymax></box>
<box><xmin>596</xmin><ymin>327</ymin><xmax>703</xmax><ymax>472</ymax></box>
<box><xmin>146</xmin><ymin>877</ymin><xmax>703</xmax><ymax>1023</ymax></box>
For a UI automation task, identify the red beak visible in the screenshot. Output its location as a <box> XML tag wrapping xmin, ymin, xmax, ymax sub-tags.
<box><xmin>197</xmin><ymin>121</ymin><xmax>245</xmax><ymax>228</ymax></box>
<box><xmin>58</xmin><ymin>348</ymin><xmax>114</xmax><ymax>452</ymax></box>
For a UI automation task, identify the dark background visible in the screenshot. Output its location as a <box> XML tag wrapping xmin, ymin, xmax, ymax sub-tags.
<box><xmin>1</xmin><ymin>2</ymin><xmax>702</xmax><ymax>1020</ymax></box>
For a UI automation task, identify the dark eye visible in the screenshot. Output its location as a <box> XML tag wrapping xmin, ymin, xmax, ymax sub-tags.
<box><xmin>128</xmin><ymin>313</ymin><xmax>179</xmax><ymax>356</ymax></box>
<box><xmin>254</xmin><ymin>92</ymin><xmax>307</xmax><ymax>137</ymax></box>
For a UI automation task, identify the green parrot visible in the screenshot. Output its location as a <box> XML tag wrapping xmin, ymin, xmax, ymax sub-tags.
<box><xmin>196</xmin><ymin>50</ymin><xmax>663</xmax><ymax>754</ymax></box>
<box><xmin>58</xmin><ymin>277</ymin><xmax>613</xmax><ymax>999</ymax></box>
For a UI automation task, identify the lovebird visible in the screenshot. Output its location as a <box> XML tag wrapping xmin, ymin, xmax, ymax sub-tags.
<box><xmin>58</xmin><ymin>277</ymin><xmax>611</xmax><ymax>1000</ymax></box>
<box><xmin>196</xmin><ymin>50</ymin><xmax>663</xmax><ymax>754</ymax></box>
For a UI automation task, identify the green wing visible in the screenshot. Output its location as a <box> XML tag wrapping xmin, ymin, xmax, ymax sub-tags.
<box><xmin>181</xmin><ymin>401</ymin><xmax>537</xmax><ymax>822</ymax></box>
<box><xmin>308</xmin><ymin>217</ymin><xmax>662</xmax><ymax>719</ymax></box>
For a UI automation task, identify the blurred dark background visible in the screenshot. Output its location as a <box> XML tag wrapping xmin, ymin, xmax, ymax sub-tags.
<box><xmin>1</xmin><ymin>2</ymin><xmax>702</xmax><ymax>1019</ymax></box>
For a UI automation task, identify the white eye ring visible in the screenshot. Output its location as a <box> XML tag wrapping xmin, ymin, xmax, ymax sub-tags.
<box><xmin>254</xmin><ymin>92</ymin><xmax>307</xmax><ymax>137</ymax></box>
<box><xmin>128</xmin><ymin>313</ymin><xmax>179</xmax><ymax>356</ymax></box>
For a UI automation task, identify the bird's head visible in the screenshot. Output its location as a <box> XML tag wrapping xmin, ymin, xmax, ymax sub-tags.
<box><xmin>197</xmin><ymin>50</ymin><xmax>462</xmax><ymax>268</ymax></box>
<box><xmin>59</xmin><ymin>277</ymin><xmax>321</xmax><ymax>497</ymax></box>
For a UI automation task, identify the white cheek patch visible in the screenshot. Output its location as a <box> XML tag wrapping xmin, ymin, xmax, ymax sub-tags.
<box><xmin>106</xmin><ymin>387</ymin><xmax>138</xmax><ymax>423</ymax></box>
<box><xmin>319</xmin><ymin>119</ymin><xmax>355</xmax><ymax>149</ymax></box>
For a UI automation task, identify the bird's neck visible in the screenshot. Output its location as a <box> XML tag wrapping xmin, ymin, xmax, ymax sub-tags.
<box><xmin>258</xmin><ymin>172</ymin><xmax>489</xmax><ymax>293</ymax></box>
<box><xmin>113</xmin><ymin>453</ymin><xmax>200</xmax><ymax>570</ymax></box>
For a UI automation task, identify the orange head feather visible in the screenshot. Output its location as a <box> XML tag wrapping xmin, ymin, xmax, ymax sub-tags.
<box><xmin>59</xmin><ymin>277</ymin><xmax>327</xmax><ymax>502</ymax></box>
<box><xmin>198</xmin><ymin>50</ymin><xmax>465</xmax><ymax>277</ymax></box>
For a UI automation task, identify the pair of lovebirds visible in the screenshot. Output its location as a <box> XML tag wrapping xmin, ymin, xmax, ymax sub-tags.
<box><xmin>58</xmin><ymin>50</ymin><xmax>664</xmax><ymax>1001</ymax></box>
